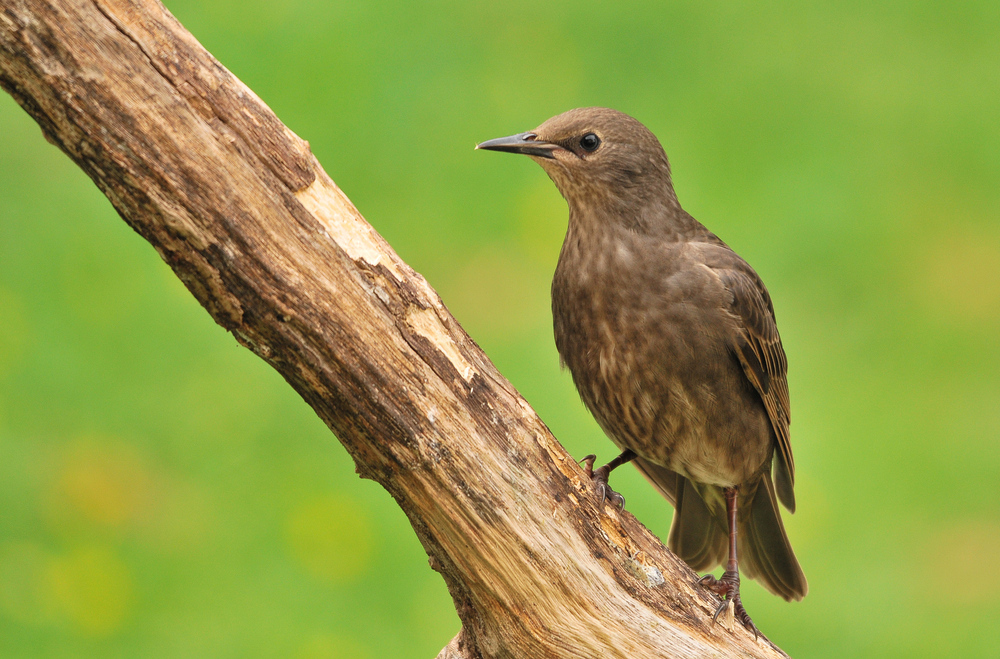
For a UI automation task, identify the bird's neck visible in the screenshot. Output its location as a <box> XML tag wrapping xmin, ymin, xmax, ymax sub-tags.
<box><xmin>564</xmin><ymin>192</ymin><xmax>708</xmax><ymax>244</ymax></box>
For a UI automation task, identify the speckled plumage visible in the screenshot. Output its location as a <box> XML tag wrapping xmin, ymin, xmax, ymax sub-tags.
<box><xmin>479</xmin><ymin>108</ymin><xmax>807</xmax><ymax>611</ymax></box>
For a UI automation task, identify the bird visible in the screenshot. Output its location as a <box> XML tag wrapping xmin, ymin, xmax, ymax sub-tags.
<box><xmin>476</xmin><ymin>107</ymin><xmax>807</xmax><ymax>635</ymax></box>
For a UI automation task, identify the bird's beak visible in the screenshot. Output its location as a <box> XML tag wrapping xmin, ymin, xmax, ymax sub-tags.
<box><xmin>476</xmin><ymin>132</ymin><xmax>558</xmax><ymax>159</ymax></box>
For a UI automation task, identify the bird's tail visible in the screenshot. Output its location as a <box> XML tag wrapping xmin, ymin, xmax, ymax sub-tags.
<box><xmin>633</xmin><ymin>458</ymin><xmax>728</xmax><ymax>572</ymax></box>
<box><xmin>738</xmin><ymin>471</ymin><xmax>808</xmax><ymax>601</ymax></box>
<box><xmin>632</xmin><ymin>458</ymin><xmax>807</xmax><ymax>601</ymax></box>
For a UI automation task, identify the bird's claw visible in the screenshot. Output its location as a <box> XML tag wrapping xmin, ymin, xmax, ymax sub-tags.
<box><xmin>699</xmin><ymin>570</ymin><xmax>759</xmax><ymax>640</ymax></box>
<box><xmin>595</xmin><ymin>480</ymin><xmax>626</xmax><ymax>510</ymax></box>
<box><xmin>580</xmin><ymin>454</ymin><xmax>626</xmax><ymax>511</ymax></box>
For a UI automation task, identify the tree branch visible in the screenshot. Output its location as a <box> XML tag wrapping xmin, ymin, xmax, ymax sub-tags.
<box><xmin>0</xmin><ymin>1</ymin><xmax>788</xmax><ymax>656</ymax></box>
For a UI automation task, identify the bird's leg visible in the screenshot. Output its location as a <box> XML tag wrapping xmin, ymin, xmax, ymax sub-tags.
<box><xmin>698</xmin><ymin>486</ymin><xmax>759</xmax><ymax>639</ymax></box>
<box><xmin>580</xmin><ymin>449</ymin><xmax>636</xmax><ymax>510</ymax></box>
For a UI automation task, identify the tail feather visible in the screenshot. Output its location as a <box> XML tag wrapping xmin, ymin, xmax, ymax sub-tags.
<box><xmin>631</xmin><ymin>459</ymin><xmax>806</xmax><ymax>601</ymax></box>
<box><xmin>739</xmin><ymin>473</ymin><xmax>808</xmax><ymax>601</ymax></box>
<box><xmin>632</xmin><ymin>459</ymin><xmax>727</xmax><ymax>572</ymax></box>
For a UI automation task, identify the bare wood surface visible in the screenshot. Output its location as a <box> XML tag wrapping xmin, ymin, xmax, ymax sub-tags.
<box><xmin>0</xmin><ymin>1</ymin><xmax>790</xmax><ymax>657</ymax></box>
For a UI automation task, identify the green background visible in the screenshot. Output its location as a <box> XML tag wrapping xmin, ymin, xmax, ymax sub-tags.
<box><xmin>2</xmin><ymin>1</ymin><xmax>999</xmax><ymax>656</ymax></box>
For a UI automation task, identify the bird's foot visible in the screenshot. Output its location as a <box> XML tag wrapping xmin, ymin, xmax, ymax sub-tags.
<box><xmin>580</xmin><ymin>454</ymin><xmax>626</xmax><ymax>510</ymax></box>
<box><xmin>699</xmin><ymin>570</ymin><xmax>759</xmax><ymax>639</ymax></box>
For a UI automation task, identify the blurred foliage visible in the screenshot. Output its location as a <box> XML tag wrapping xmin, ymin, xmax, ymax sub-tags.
<box><xmin>2</xmin><ymin>0</ymin><xmax>999</xmax><ymax>656</ymax></box>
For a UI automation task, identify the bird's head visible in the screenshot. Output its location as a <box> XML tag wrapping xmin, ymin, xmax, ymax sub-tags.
<box><xmin>477</xmin><ymin>107</ymin><xmax>677</xmax><ymax>214</ymax></box>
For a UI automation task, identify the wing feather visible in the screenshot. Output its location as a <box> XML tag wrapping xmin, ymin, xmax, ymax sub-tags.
<box><xmin>712</xmin><ymin>260</ymin><xmax>796</xmax><ymax>512</ymax></box>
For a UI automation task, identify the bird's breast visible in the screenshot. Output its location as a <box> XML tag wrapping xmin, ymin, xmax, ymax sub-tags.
<box><xmin>551</xmin><ymin>235</ymin><xmax>768</xmax><ymax>485</ymax></box>
<box><xmin>552</xmin><ymin>237</ymin><xmax>688</xmax><ymax>445</ymax></box>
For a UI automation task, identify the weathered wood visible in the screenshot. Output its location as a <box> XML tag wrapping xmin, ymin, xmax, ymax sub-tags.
<box><xmin>0</xmin><ymin>1</ymin><xmax>790</xmax><ymax>657</ymax></box>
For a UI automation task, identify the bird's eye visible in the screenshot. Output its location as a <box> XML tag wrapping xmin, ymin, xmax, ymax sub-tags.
<box><xmin>579</xmin><ymin>133</ymin><xmax>600</xmax><ymax>152</ymax></box>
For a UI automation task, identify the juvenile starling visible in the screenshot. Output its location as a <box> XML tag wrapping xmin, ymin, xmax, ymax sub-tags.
<box><xmin>477</xmin><ymin>108</ymin><xmax>807</xmax><ymax>634</ymax></box>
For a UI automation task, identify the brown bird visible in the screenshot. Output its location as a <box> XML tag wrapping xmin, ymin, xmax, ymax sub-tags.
<box><xmin>477</xmin><ymin>107</ymin><xmax>807</xmax><ymax>635</ymax></box>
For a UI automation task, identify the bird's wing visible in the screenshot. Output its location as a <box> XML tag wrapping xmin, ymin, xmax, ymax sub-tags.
<box><xmin>706</xmin><ymin>253</ymin><xmax>795</xmax><ymax>512</ymax></box>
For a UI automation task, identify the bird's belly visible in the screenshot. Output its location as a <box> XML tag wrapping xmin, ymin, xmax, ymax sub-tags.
<box><xmin>559</xmin><ymin>304</ymin><xmax>771</xmax><ymax>488</ymax></box>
